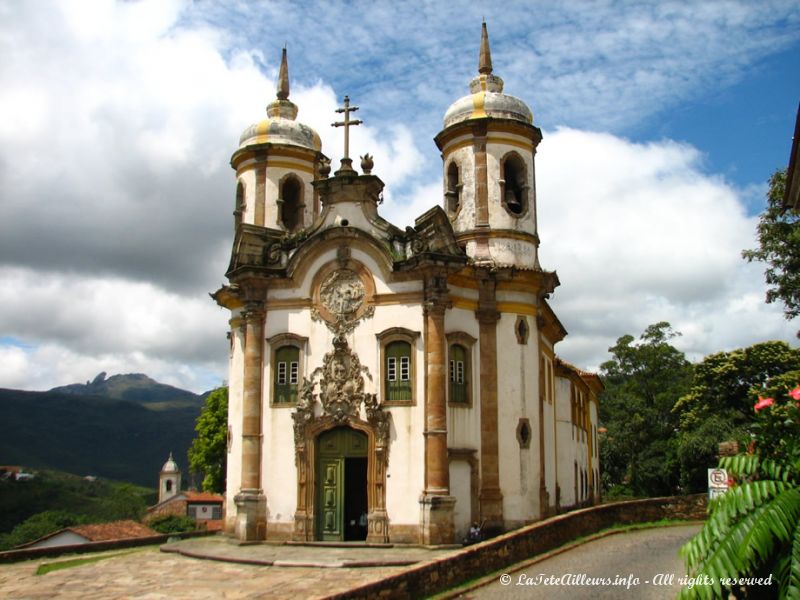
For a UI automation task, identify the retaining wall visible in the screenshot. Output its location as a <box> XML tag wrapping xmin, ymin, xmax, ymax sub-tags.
<box><xmin>328</xmin><ymin>494</ymin><xmax>707</xmax><ymax>600</ymax></box>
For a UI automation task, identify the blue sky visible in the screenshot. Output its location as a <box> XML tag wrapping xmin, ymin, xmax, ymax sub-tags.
<box><xmin>0</xmin><ymin>0</ymin><xmax>798</xmax><ymax>392</ymax></box>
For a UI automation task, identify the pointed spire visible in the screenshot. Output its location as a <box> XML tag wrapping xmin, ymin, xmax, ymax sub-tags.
<box><xmin>277</xmin><ymin>46</ymin><xmax>290</xmax><ymax>100</ymax></box>
<box><xmin>478</xmin><ymin>21</ymin><xmax>493</xmax><ymax>75</ymax></box>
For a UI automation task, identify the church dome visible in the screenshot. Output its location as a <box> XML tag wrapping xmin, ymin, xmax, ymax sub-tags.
<box><xmin>161</xmin><ymin>452</ymin><xmax>179</xmax><ymax>474</ymax></box>
<box><xmin>238</xmin><ymin>48</ymin><xmax>322</xmax><ymax>153</ymax></box>
<box><xmin>442</xmin><ymin>23</ymin><xmax>533</xmax><ymax>129</ymax></box>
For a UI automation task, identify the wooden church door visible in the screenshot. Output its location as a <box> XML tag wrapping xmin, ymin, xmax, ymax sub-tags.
<box><xmin>316</xmin><ymin>427</ymin><xmax>368</xmax><ymax>541</ymax></box>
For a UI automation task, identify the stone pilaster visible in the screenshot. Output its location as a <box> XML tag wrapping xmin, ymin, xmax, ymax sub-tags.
<box><xmin>420</xmin><ymin>274</ymin><xmax>454</xmax><ymax>544</ymax></box>
<box><xmin>235</xmin><ymin>301</ymin><xmax>266</xmax><ymax>541</ymax></box>
<box><xmin>255</xmin><ymin>163</ymin><xmax>266</xmax><ymax>226</ymax></box>
<box><xmin>472</xmin><ymin>122</ymin><xmax>491</xmax><ymax>261</ymax></box>
<box><xmin>476</xmin><ymin>273</ymin><xmax>503</xmax><ymax>531</ymax></box>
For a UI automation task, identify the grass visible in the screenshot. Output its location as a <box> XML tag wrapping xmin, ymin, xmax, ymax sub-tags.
<box><xmin>35</xmin><ymin>547</ymin><xmax>151</xmax><ymax>576</ymax></box>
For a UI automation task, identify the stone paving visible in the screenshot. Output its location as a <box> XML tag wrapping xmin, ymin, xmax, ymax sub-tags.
<box><xmin>0</xmin><ymin>538</ymin><xmax>455</xmax><ymax>599</ymax></box>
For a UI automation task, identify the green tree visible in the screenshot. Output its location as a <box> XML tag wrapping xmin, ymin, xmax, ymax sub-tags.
<box><xmin>742</xmin><ymin>169</ymin><xmax>800</xmax><ymax>335</ymax></box>
<box><xmin>148</xmin><ymin>514</ymin><xmax>197</xmax><ymax>534</ymax></box>
<box><xmin>599</xmin><ymin>322</ymin><xmax>693</xmax><ymax>497</ymax></box>
<box><xmin>0</xmin><ymin>510</ymin><xmax>88</xmax><ymax>550</ymax></box>
<box><xmin>188</xmin><ymin>387</ymin><xmax>228</xmax><ymax>493</ymax></box>
<box><xmin>674</xmin><ymin>341</ymin><xmax>800</xmax><ymax>491</ymax></box>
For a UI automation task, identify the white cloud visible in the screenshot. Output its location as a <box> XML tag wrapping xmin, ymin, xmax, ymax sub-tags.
<box><xmin>538</xmin><ymin>128</ymin><xmax>796</xmax><ymax>370</ymax></box>
<box><xmin>0</xmin><ymin>0</ymin><xmax>797</xmax><ymax>393</ymax></box>
<box><xmin>0</xmin><ymin>267</ymin><xmax>228</xmax><ymax>392</ymax></box>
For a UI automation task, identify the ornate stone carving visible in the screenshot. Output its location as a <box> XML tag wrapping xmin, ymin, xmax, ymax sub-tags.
<box><xmin>291</xmin><ymin>335</ymin><xmax>390</xmax><ymax>445</ymax></box>
<box><xmin>320</xmin><ymin>269</ymin><xmax>365</xmax><ymax>317</ymax></box>
<box><xmin>291</xmin><ymin>335</ymin><xmax>392</xmax><ymax>543</ymax></box>
<box><xmin>312</xmin><ymin>263</ymin><xmax>375</xmax><ymax>335</ymax></box>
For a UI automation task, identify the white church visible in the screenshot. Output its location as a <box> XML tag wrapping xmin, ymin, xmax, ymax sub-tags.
<box><xmin>213</xmin><ymin>24</ymin><xmax>601</xmax><ymax>545</ymax></box>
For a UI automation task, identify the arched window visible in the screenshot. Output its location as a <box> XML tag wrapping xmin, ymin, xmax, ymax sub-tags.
<box><xmin>501</xmin><ymin>153</ymin><xmax>528</xmax><ymax>216</ymax></box>
<box><xmin>385</xmin><ymin>340</ymin><xmax>412</xmax><ymax>402</ymax></box>
<box><xmin>274</xmin><ymin>345</ymin><xmax>300</xmax><ymax>404</ymax></box>
<box><xmin>279</xmin><ymin>175</ymin><xmax>303</xmax><ymax>232</ymax></box>
<box><xmin>445</xmin><ymin>161</ymin><xmax>461</xmax><ymax>215</ymax></box>
<box><xmin>165</xmin><ymin>479</ymin><xmax>173</xmax><ymax>492</ymax></box>
<box><xmin>234</xmin><ymin>181</ymin><xmax>245</xmax><ymax>228</ymax></box>
<box><xmin>377</xmin><ymin>327</ymin><xmax>419</xmax><ymax>405</ymax></box>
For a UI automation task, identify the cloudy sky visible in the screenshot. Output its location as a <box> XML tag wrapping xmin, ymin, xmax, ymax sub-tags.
<box><xmin>0</xmin><ymin>0</ymin><xmax>798</xmax><ymax>393</ymax></box>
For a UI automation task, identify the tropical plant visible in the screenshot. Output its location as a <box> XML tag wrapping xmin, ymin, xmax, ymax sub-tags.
<box><xmin>680</xmin><ymin>386</ymin><xmax>800</xmax><ymax>599</ymax></box>
<box><xmin>674</xmin><ymin>341</ymin><xmax>800</xmax><ymax>491</ymax></box>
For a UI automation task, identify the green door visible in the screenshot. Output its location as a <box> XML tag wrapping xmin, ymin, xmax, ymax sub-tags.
<box><xmin>316</xmin><ymin>427</ymin><xmax>368</xmax><ymax>541</ymax></box>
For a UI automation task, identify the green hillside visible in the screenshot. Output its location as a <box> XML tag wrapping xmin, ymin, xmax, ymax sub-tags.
<box><xmin>0</xmin><ymin>382</ymin><xmax>202</xmax><ymax>487</ymax></box>
<box><xmin>0</xmin><ymin>468</ymin><xmax>156</xmax><ymax>535</ymax></box>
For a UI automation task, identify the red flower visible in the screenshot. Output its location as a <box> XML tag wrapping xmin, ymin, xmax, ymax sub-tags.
<box><xmin>754</xmin><ymin>396</ymin><xmax>774</xmax><ymax>412</ymax></box>
<box><xmin>789</xmin><ymin>386</ymin><xmax>800</xmax><ymax>401</ymax></box>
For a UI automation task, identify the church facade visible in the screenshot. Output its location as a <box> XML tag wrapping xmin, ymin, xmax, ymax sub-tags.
<box><xmin>213</xmin><ymin>25</ymin><xmax>601</xmax><ymax>545</ymax></box>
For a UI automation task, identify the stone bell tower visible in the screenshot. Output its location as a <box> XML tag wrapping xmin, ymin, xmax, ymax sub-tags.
<box><xmin>232</xmin><ymin>48</ymin><xmax>328</xmax><ymax>233</ymax></box>
<box><xmin>435</xmin><ymin>22</ymin><xmax>543</xmax><ymax>268</ymax></box>
<box><xmin>158</xmin><ymin>452</ymin><xmax>181</xmax><ymax>504</ymax></box>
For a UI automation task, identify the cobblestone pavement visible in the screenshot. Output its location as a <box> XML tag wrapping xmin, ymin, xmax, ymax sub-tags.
<box><xmin>0</xmin><ymin>540</ymin><xmax>454</xmax><ymax>600</ymax></box>
<box><xmin>452</xmin><ymin>524</ymin><xmax>702</xmax><ymax>599</ymax></box>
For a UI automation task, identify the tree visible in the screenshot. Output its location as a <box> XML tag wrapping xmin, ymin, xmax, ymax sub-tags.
<box><xmin>188</xmin><ymin>387</ymin><xmax>228</xmax><ymax>493</ymax></box>
<box><xmin>680</xmin><ymin>386</ymin><xmax>800</xmax><ymax>599</ymax></box>
<box><xmin>0</xmin><ymin>510</ymin><xmax>87</xmax><ymax>550</ymax></box>
<box><xmin>742</xmin><ymin>169</ymin><xmax>800</xmax><ymax>335</ymax></box>
<box><xmin>148</xmin><ymin>514</ymin><xmax>197</xmax><ymax>534</ymax></box>
<box><xmin>674</xmin><ymin>341</ymin><xmax>800</xmax><ymax>491</ymax></box>
<box><xmin>599</xmin><ymin>322</ymin><xmax>693</xmax><ymax>497</ymax></box>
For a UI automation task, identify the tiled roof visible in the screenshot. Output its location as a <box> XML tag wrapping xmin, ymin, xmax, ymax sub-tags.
<box><xmin>185</xmin><ymin>492</ymin><xmax>224</xmax><ymax>503</ymax></box>
<box><xmin>68</xmin><ymin>520</ymin><xmax>158</xmax><ymax>541</ymax></box>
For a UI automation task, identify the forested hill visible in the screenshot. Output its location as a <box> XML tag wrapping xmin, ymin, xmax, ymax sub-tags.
<box><xmin>0</xmin><ymin>374</ymin><xmax>207</xmax><ymax>487</ymax></box>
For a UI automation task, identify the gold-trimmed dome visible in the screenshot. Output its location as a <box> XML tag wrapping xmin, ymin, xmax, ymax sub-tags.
<box><xmin>443</xmin><ymin>23</ymin><xmax>533</xmax><ymax>128</ymax></box>
<box><xmin>238</xmin><ymin>48</ymin><xmax>322</xmax><ymax>152</ymax></box>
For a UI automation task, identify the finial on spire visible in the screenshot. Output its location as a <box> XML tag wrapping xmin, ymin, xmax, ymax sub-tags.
<box><xmin>479</xmin><ymin>21</ymin><xmax>493</xmax><ymax>75</ymax></box>
<box><xmin>277</xmin><ymin>46</ymin><xmax>290</xmax><ymax>100</ymax></box>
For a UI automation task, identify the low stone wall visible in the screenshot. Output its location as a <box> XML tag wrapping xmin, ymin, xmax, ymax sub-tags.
<box><xmin>0</xmin><ymin>529</ymin><xmax>216</xmax><ymax>564</ymax></box>
<box><xmin>327</xmin><ymin>494</ymin><xmax>707</xmax><ymax>600</ymax></box>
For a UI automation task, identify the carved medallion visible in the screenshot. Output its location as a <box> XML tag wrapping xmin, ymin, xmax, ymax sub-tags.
<box><xmin>320</xmin><ymin>269</ymin><xmax>365</xmax><ymax>318</ymax></box>
<box><xmin>311</xmin><ymin>260</ymin><xmax>375</xmax><ymax>335</ymax></box>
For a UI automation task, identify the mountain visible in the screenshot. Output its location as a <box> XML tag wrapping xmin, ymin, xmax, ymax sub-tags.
<box><xmin>0</xmin><ymin>374</ymin><xmax>209</xmax><ymax>487</ymax></box>
<box><xmin>50</xmin><ymin>372</ymin><xmax>205</xmax><ymax>410</ymax></box>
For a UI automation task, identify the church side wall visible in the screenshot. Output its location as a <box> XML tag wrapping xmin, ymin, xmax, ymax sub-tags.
<box><xmin>496</xmin><ymin>310</ymin><xmax>540</xmax><ymax>527</ymax></box>
<box><xmin>445</xmin><ymin>305</ymin><xmax>480</xmax><ymax>450</ymax></box>
<box><xmin>555</xmin><ymin>376</ymin><xmax>575</xmax><ymax>508</ymax></box>
<box><xmin>540</xmin><ymin>345</ymin><xmax>557</xmax><ymax>512</ymax></box>
<box><xmin>224</xmin><ymin>312</ymin><xmax>245</xmax><ymax>534</ymax></box>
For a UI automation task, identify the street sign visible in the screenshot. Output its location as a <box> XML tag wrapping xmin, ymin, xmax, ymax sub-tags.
<box><xmin>708</xmin><ymin>468</ymin><xmax>729</xmax><ymax>500</ymax></box>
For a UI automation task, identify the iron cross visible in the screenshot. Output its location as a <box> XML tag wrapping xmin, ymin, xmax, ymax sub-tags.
<box><xmin>332</xmin><ymin>96</ymin><xmax>362</xmax><ymax>161</ymax></box>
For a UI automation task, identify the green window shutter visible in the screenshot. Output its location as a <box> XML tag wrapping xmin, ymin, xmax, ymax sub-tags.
<box><xmin>386</xmin><ymin>341</ymin><xmax>411</xmax><ymax>401</ymax></box>
<box><xmin>274</xmin><ymin>346</ymin><xmax>300</xmax><ymax>403</ymax></box>
<box><xmin>450</xmin><ymin>344</ymin><xmax>468</xmax><ymax>403</ymax></box>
